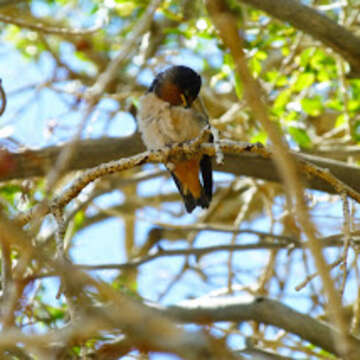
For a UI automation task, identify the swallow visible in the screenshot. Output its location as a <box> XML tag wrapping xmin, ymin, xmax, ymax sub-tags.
<box><xmin>138</xmin><ymin>65</ymin><xmax>213</xmax><ymax>213</ymax></box>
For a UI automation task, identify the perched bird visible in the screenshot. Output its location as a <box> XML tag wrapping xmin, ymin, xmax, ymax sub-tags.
<box><xmin>138</xmin><ymin>65</ymin><xmax>213</xmax><ymax>213</ymax></box>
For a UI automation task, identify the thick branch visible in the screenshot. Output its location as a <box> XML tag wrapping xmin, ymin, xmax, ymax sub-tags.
<box><xmin>4</xmin><ymin>134</ymin><xmax>360</xmax><ymax>196</ymax></box>
<box><xmin>15</xmin><ymin>139</ymin><xmax>360</xmax><ymax>226</ymax></box>
<box><xmin>152</xmin><ymin>296</ymin><xmax>360</xmax><ymax>358</ymax></box>
<box><xmin>239</xmin><ymin>0</ymin><xmax>360</xmax><ymax>77</ymax></box>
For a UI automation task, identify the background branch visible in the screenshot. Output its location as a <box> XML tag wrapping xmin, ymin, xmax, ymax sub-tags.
<box><xmin>151</xmin><ymin>296</ymin><xmax>360</xmax><ymax>358</ymax></box>
<box><xmin>4</xmin><ymin>133</ymin><xmax>360</xmax><ymax>195</ymax></box>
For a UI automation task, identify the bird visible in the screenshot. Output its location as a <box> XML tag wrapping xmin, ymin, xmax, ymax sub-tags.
<box><xmin>137</xmin><ymin>65</ymin><xmax>213</xmax><ymax>213</ymax></box>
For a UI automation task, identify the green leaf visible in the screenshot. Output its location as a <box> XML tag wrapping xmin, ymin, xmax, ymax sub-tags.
<box><xmin>284</xmin><ymin>110</ymin><xmax>298</xmax><ymax>122</ymax></box>
<box><xmin>327</xmin><ymin>97</ymin><xmax>343</xmax><ymax>111</ymax></box>
<box><xmin>90</xmin><ymin>4</ymin><xmax>99</xmax><ymax>14</ymax></box>
<box><xmin>293</xmin><ymin>72</ymin><xmax>315</xmax><ymax>92</ymax></box>
<box><xmin>273</xmin><ymin>88</ymin><xmax>292</xmax><ymax>114</ymax></box>
<box><xmin>352</xmin><ymin>120</ymin><xmax>360</xmax><ymax>142</ymax></box>
<box><xmin>301</xmin><ymin>96</ymin><xmax>323</xmax><ymax>116</ymax></box>
<box><xmin>299</xmin><ymin>48</ymin><xmax>315</xmax><ymax>67</ymax></box>
<box><xmin>234</xmin><ymin>72</ymin><xmax>243</xmax><ymax>98</ymax></box>
<box><xmin>335</xmin><ymin>113</ymin><xmax>346</xmax><ymax>128</ymax></box>
<box><xmin>317</xmin><ymin>69</ymin><xmax>331</xmax><ymax>82</ymax></box>
<box><xmin>46</xmin><ymin>305</ymin><xmax>65</xmax><ymax>320</ymax></box>
<box><xmin>288</xmin><ymin>126</ymin><xmax>312</xmax><ymax>149</ymax></box>
<box><xmin>348</xmin><ymin>99</ymin><xmax>360</xmax><ymax>112</ymax></box>
<box><xmin>0</xmin><ymin>184</ymin><xmax>22</xmax><ymax>203</ymax></box>
<box><xmin>73</xmin><ymin>210</ymin><xmax>86</xmax><ymax>233</ymax></box>
<box><xmin>223</xmin><ymin>52</ymin><xmax>234</xmax><ymax>67</ymax></box>
<box><xmin>250</xmin><ymin>131</ymin><xmax>268</xmax><ymax>145</ymax></box>
<box><xmin>71</xmin><ymin>346</ymin><xmax>81</xmax><ymax>356</ymax></box>
<box><xmin>115</xmin><ymin>1</ymin><xmax>138</xmax><ymax>17</ymax></box>
<box><xmin>249</xmin><ymin>57</ymin><xmax>262</xmax><ymax>76</ymax></box>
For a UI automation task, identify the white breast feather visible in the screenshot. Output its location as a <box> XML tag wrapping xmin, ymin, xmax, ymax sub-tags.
<box><xmin>138</xmin><ymin>92</ymin><xmax>206</xmax><ymax>150</ymax></box>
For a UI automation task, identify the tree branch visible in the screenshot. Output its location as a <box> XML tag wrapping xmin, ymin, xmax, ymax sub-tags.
<box><xmin>14</xmin><ymin>139</ymin><xmax>360</xmax><ymax>226</ymax></box>
<box><xmin>0</xmin><ymin>11</ymin><xmax>107</xmax><ymax>36</ymax></box>
<box><xmin>4</xmin><ymin>133</ymin><xmax>360</xmax><ymax>196</ymax></box>
<box><xmin>152</xmin><ymin>296</ymin><xmax>360</xmax><ymax>358</ymax></box>
<box><xmin>72</xmin><ymin>236</ymin><xmax>346</xmax><ymax>273</ymax></box>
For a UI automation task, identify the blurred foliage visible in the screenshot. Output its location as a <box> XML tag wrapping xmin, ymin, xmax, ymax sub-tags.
<box><xmin>0</xmin><ymin>0</ymin><xmax>360</xmax><ymax>359</ymax></box>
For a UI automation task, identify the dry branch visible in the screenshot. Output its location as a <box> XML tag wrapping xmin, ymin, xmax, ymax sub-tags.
<box><xmin>0</xmin><ymin>12</ymin><xmax>107</xmax><ymax>36</ymax></box>
<box><xmin>14</xmin><ymin>139</ymin><xmax>360</xmax><ymax>227</ymax></box>
<box><xmin>86</xmin><ymin>295</ymin><xmax>360</xmax><ymax>359</ymax></box>
<box><xmin>73</xmin><ymin>233</ymin><xmax>354</xmax><ymax>273</ymax></box>
<box><xmin>4</xmin><ymin>209</ymin><xmax>359</xmax><ymax>358</ymax></box>
<box><xmin>153</xmin><ymin>296</ymin><xmax>360</xmax><ymax>358</ymax></box>
<box><xmin>5</xmin><ymin>133</ymin><xmax>360</xmax><ymax>196</ymax></box>
<box><xmin>0</xmin><ymin>79</ymin><xmax>6</xmax><ymax>116</ymax></box>
<box><xmin>0</xmin><ymin>214</ymin><xmax>238</xmax><ymax>359</ymax></box>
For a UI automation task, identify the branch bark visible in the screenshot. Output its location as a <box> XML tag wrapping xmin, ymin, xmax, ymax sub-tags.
<box><xmin>152</xmin><ymin>296</ymin><xmax>360</xmax><ymax>358</ymax></box>
<box><xmin>4</xmin><ymin>133</ymin><xmax>360</xmax><ymax>195</ymax></box>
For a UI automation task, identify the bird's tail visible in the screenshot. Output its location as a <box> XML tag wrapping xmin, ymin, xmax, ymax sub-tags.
<box><xmin>169</xmin><ymin>158</ymin><xmax>210</xmax><ymax>213</ymax></box>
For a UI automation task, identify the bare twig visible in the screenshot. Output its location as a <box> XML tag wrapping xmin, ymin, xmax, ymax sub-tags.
<box><xmin>0</xmin><ymin>79</ymin><xmax>6</xmax><ymax>116</ymax></box>
<box><xmin>340</xmin><ymin>193</ymin><xmax>352</xmax><ymax>297</ymax></box>
<box><xmin>148</xmin><ymin>222</ymin><xmax>296</xmax><ymax>241</ymax></box>
<box><xmin>0</xmin><ymin>239</ymin><xmax>13</xmax><ymax>327</ymax></box>
<box><xmin>0</xmin><ymin>240</ymin><xmax>11</xmax><ymax>295</ymax></box>
<box><xmin>295</xmin><ymin>258</ymin><xmax>343</xmax><ymax>291</ymax></box>
<box><xmin>351</xmin><ymin>256</ymin><xmax>360</xmax><ymax>335</ymax></box>
<box><xmin>236</xmin><ymin>343</ymin><xmax>293</xmax><ymax>360</ymax></box>
<box><xmin>44</xmin><ymin>106</ymin><xmax>94</xmax><ymax>194</ymax></box>
<box><xmin>227</xmin><ymin>184</ymin><xmax>257</xmax><ymax>292</ymax></box>
<box><xmin>0</xmin><ymin>11</ymin><xmax>108</xmax><ymax>36</ymax></box>
<box><xmin>70</xmin><ymin>234</ymin><xmax>348</xmax><ymax>273</ymax></box>
<box><xmin>51</xmin><ymin>206</ymin><xmax>66</xmax><ymax>258</ymax></box>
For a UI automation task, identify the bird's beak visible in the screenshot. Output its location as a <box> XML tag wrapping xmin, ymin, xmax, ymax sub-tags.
<box><xmin>180</xmin><ymin>93</ymin><xmax>188</xmax><ymax>107</ymax></box>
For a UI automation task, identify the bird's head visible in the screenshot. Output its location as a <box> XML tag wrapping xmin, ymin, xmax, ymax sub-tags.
<box><xmin>149</xmin><ymin>65</ymin><xmax>201</xmax><ymax>107</ymax></box>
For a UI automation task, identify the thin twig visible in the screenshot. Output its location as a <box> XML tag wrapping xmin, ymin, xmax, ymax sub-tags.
<box><xmin>149</xmin><ymin>221</ymin><xmax>297</xmax><ymax>242</ymax></box>
<box><xmin>340</xmin><ymin>192</ymin><xmax>351</xmax><ymax>297</ymax></box>
<box><xmin>227</xmin><ymin>184</ymin><xmax>257</xmax><ymax>293</ymax></box>
<box><xmin>0</xmin><ymin>79</ymin><xmax>7</xmax><ymax>116</ymax></box>
<box><xmin>22</xmin><ymin>231</ymin><xmax>357</xmax><ymax>281</ymax></box>
<box><xmin>351</xmin><ymin>250</ymin><xmax>360</xmax><ymax>335</ymax></box>
<box><xmin>51</xmin><ymin>206</ymin><xmax>66</xmax><ymax>258</ymax></box>
<box><xmin>295</xmin><ymin>258</ymin><xmax>343</xmax><ymax>291</ymax></box>
<box><xmin>0</xmin><ymin>239</ymin><xmax>13</xmax><ymax>327</ymax></box>
<box><xmin>0</xmin><ymin>11</ymin><xmax>108</xmax><ymax>36</ymax></box>
<box><xmin>0</xmin><ymin>240</ymin><xmax>12</xmax><ymax>294</ymax></box>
